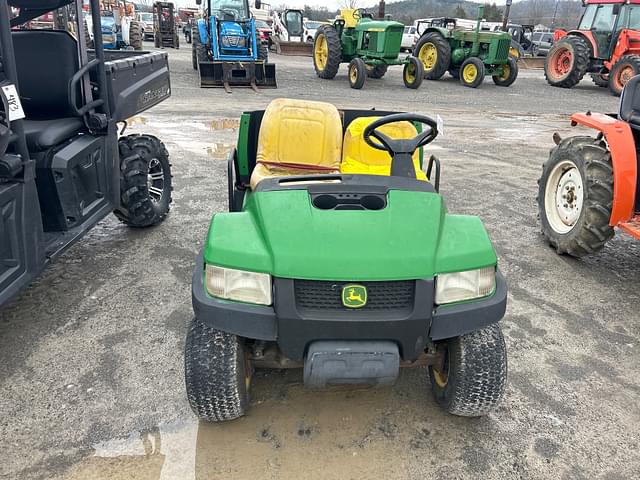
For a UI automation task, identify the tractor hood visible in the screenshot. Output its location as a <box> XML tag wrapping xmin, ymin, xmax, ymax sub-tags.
<box><xmin>204</xmin><ymin>189</ymin><xmax>497</xmax><ymax>281</ymax></box>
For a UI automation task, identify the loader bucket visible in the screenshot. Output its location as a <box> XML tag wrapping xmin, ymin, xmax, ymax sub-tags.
<box><xmin>273</xmin><ymin>39</ymin><xmax>313</xmax><ymax>56</ymax></box>
<box><xmin>198</xmin><ymin>61</ymin><xmax>277</xmax><ymax>89</ymax></box>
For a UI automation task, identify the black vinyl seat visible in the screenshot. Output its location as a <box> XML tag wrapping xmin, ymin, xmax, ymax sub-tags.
<box><xmin>619</xmin><ymin>75</ymin><xmax>640</xmax><ymax>128</ymax></box>
<box><xmin>12</xmin><ymin>30</ymin><xmax>85</xmax><ymax>151</ymax></box>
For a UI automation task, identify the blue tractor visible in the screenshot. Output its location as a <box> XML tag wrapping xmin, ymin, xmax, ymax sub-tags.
<box><xmin>192</xmin><ymin>0</ymin><xmax>276</xmax><ymax>91</ymax></box>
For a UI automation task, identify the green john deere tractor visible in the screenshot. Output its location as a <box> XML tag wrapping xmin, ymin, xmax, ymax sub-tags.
<box><xmin>414</xmin><ymin>6</ymin><xmax>518</xmax><ymax>88</ymax></box>
<box><xmin>313</xmin><ymin>8</ymin><xmax>423</xmax><ymax>90</ymax></box>
<box><xmin>185</xmin><ymin>98</ymin><xmax>508</xmax><ymax>422</ymax></box>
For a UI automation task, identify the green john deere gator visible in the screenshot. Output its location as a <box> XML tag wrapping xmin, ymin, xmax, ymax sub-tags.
<box><xmin>312</xmin><ymin>8</ymin><xmax>423</xmax><ymax>89</ymax></box>
<box><xmin>414</xmin><ymin>6</ymin><xmax>518</xmax><ymax>88</ymax></box>
<box><xmin>184</xmin><ymin>98</ymin><xmax>508</xmax><ymax>422</ymax></box>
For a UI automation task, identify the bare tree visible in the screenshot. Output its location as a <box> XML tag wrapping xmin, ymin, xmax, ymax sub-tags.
<box><xmin>341</xmin><ymin>0</ymin><xmax>359</xmax><ymax>8</ymax></box>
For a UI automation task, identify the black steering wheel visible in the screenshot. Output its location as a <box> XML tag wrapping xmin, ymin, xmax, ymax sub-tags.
<box><xmin>363</xmin><ymin>113</ymin><xmax>438</xmax><ymax>178</ymax></box>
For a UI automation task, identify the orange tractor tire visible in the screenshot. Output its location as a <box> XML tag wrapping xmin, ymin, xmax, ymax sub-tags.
<box><xmin>544</xmin><ymin>35</ymin><xmax>590</xmax><ymax>88</ymax></box>
<box><xmin>608</xmin><ymin>54</ymin><xmax>640</xmax><ymax>96</ymax></box>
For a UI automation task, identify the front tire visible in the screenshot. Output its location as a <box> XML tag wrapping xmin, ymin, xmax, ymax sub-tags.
<box><xmin>348</xmin><ymin>57</ymin><xmax>366</xmax><ymax>89</ymax></box>
<box><xmin>429</xmin><ymin>324</ymin><xmax>507</xmax><ymax>417</ymax></box>
<box><xmin>492</xmin><ymin>57</ymin><xmax>518</xmax><ymax>87</ymax></box>
<box><xmin>129</xmin><ymin>21</ymin><xmax>143</xmax><ymax>50</ymax></box>
<box><xmin>590</xmin><ymin>72</ymin><xmax>609</xmax><ymax>88</ymax></box>
<box><xmin>538</xmin><ymin>136</ymin><xmax>614</xmax><ymax>257</ymax></box>
<box><xmin>403</xmin><ymin>56</ymin><xmax>424</xmax><ymax>89</ymax></box>
<box><xmin>115</xmin><ymin>134</ymin><xmax>172</xmax><ymax>227</ymax></box>
<box><xmin>544</xmin><ymin>35</ymin><xmax>590</xmax><ymax>88</ymax></box>
<box><xmin>313</xmin><ymin>25</ymin><xmax>342</xmax><ymax>79</ymax></box>
<box><xmin>185</xmin><ymin>318</ymin><xmax>250</xmax><ymax>422</ymax></box>
<box><xmin>414</xmin><ymin>32</ymin><xmax>451</xmax><ymax>80</ymax></box>
<box><xmin>459</xmin><ymin>57</ymin><xmax>484</xmax><ymax>88</ymax></box>
<box><xmin>366</xmin><ymin>64</ymin><xmax>388</xmax><ymax>79</ymax></box>
<box><xmin>608</xmin><ymin>55</ymin><xmax>640</xmax><ymax>96</ymax></box>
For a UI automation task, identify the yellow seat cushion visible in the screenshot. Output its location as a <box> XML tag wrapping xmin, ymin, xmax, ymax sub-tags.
<box><xmin>340</xmin><ymin>116</ymin><xmax>427</xmax><ymax>181</ymax></box>
<box><xmin>250</xmin><ymin>98</ymin><xmax>343</xmax><ymax>189</ymax></box>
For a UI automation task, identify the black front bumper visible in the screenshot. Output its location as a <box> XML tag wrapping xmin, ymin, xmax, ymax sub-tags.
<box><xmin>192</xmin><ymin>251</ymin><xmax>507</xmax><ymax>362</ymax></box>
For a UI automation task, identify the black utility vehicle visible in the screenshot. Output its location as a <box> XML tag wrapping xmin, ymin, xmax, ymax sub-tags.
<box><xmin>1</xmin><ymin>0</ymin><xmax>173</xmax><ymax>307</ymax></box>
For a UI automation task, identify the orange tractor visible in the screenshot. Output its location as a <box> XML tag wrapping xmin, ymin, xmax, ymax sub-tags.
<box><xmin>538</xmin><ymin>75</ymin><xmax>640</xmax><ymax>256</ymax></box>
<box><xmin>545</xmin><ymin>0</ymin><xmax>640</xmax><ymax>96</ymax></box>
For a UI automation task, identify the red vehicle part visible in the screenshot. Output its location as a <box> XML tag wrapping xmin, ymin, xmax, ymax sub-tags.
<box><xmin>570</xmin><ymin>112</ymin><xmax>637</xmax><ymax>227</ymax></box>
<box><xmin>604</xmin><ymin>29</ymin><xmax>640</xmax><ymax>69</ymax></box>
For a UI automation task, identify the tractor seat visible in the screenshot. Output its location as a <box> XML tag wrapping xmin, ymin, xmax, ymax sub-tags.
<box><xmin>341</xmin><ymin>117</ymin><xmax>428</xmax><ymax>181</ymax></box>
<box><xmin>250</xmin><ymin>98</ymin><xmax>343</xmax><ymax>190</ymax></box>
<box><xmin>619</xmin><ymin>74</ymin><xmax>640</xmax><ymax>128</ymax></box>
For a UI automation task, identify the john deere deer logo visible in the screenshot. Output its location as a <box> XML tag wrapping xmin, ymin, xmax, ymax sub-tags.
<box><xmin>342</xmin><ymin>284</ymin><xmax>367</xmax><ymax>308</ymax></box>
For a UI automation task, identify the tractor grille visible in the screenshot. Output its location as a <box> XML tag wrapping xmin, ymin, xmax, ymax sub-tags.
<box><xmin>496</xmin><ymin>38</ymin><xmax>511</xmax><ymax>61</ymax></box>
<box><xmin>294</xmin><ymin>280</ymin><xmax>415</xmax><ymax>313</ymax></box>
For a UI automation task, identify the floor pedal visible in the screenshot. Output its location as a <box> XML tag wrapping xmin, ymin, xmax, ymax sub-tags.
<box><xmin>619</xmin><ymin>215</ymin><xmax>640</xmax><ymax>239</ymax></box>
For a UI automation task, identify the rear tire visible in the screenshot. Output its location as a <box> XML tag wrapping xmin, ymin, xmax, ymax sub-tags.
<box><xmin>414</xmin><ymin>32</ymin><xmax>451</xmax><ymax>80</ymax></box>
<box><xmin>429</xmin><ymin>324</ymin><xmax>507</xmax><ymax>417</ymax></box>
<box><xmin>590</xmin><ymin>72</ymin><xmax>608</xmax><ymax>87</ymax></box>
<box><xmin>129</xmin><ymin>21</ymin><xmax>143</xmax><ymax>50</ymax></box>
<box><xmin>185</xmin><ymin>318</ymin><xmax>250</xmax><ymax>422</ymax></box>
<box><xmin>459</xmin><ymin>57</ymin><xmax>484</xmax><ymax>88</ymax></box>
<box><xmin>115</xmin><ymin>134</ymin><xmax>172</xmax><ymax>227</ymax></box>
<box><xmin>348</xmin><ymin>58</ymin><xmax>367</xmax><ymax>89</ymax></box>
<box><xmin>544</xmin><ymin>35</ymin><xmax>590</xmax><ymax>88</ymax></box>
<box><xmin>608</xmin><ymin>54</ymin><xmax>640</xmax><ymax>96</ymax></box>
<box><xmin>537</xmin><ymin>136</ymin><xmax>614</xmax><ymax>257</ymax></box>
<box><xmin>313</xmin><ymin>25</ymin><xmax>342</xmax><ymax>79</ymax></box>
<box><xmin>492</xmin><ymin>57</ymin><xmax>518</xmax><ymax>87</ymax></box>
<box><xmin>258</xmin><ymin>42</ymin><xmax>269</xmax><ymax>62</ymax></box>
<box><xmin>366</xmin><ymin>64</ymin><xmax>388</xmax><ymax>79</ymax></box>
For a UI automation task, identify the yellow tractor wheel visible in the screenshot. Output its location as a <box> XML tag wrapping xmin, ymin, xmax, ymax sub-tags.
<box><xmin>313</xmin><ymin>25</ymin><xmax>342</xmax><ymax>79</ymax></box>
<box><xmin>460</xmin><ymin>57</ymin><xmax>485</xmax><ymax>88</ymax></box>
<box><xmin>414</xmin><ymin>31</ymin><xmax>451</xmax><ymax>80</ymax></box>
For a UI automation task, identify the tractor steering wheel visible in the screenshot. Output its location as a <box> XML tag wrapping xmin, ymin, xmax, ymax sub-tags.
<box><xmin>363</xmin><ymin>113</ymin><xmax>439</xmax><ymax>178</ymax></box>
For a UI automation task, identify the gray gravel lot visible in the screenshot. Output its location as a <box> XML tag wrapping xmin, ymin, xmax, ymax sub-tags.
<box><xmin>1</xmin><ymin>45</ymin><xmax>639</xmax><ymax>480</ymax></box>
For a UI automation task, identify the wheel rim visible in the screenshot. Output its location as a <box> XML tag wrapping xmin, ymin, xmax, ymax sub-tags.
<box><xmin>497</xmin><ymin>63</ymin><xmax>511</xmax><ymax>81</ymax></box>
<box><xmin>549</xmin><ymin>46</ymin><xmax>573</xmax><ymax>79</ymax></box>
<box><xmin>614</xmin><ymin>64</ymin><xmax>634</xmax><ymax>91</ymax></box>
<box><xmin>314</xmin><ymin>33</ymin><xmax>328</xmax><ymax>70</ymax></box>
<box><xmin>349</xmin><ymin>63</ymin><xmax>358</xmax><ymax>83</ymax></box>
<box><xmin>419</xmin><ymin>42</ymin><xmax>437</xmax><ymax>70</ymax></box>
<box><xmin>405</xmin><ymin>62</ymin><xmax>416</xmax><ymax>84</ymax></box>
<box><xmin>432</xmin><ymin>347</ymin><xmax>449</xmax><ymax>388</ymax></box>
<box><xmin>147</xmin><ymin>157</ymin><xmax>165</xmax><ymax>204</ymax></box>
<box><xmin>509</xmin><ymin>46</ymin><xmax>520</xmax><ymax>58</ymax></box>
<box><xmin>462</xmin><ymin>63</ymin><xmax>477</xmax><ymax>83</ymax></box>
<box><xmin>544</xmin><ymin>160</ymin><xmax>584</xmax><ymax>234</ymax></box>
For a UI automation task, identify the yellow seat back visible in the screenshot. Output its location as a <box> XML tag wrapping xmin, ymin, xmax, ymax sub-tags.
<box><xmin>340</xmin><ymin>116</ymin><xmax>427</xmax><ymax>181</ymax></box>
<box><xmin>250</xmin><ymin>98</ymin><xmax>343</xmax><ymax>189</ymax></box>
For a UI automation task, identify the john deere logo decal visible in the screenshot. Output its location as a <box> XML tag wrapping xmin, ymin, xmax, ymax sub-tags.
<box><xmin>342</xmin><ymin>284</ymin><xmax>367</xmax><ymax>308</ymax></box>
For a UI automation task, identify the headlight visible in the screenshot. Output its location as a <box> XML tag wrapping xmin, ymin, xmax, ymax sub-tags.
<box><xmin>435</xmin><ymin>267</ymin><xmax>496</xmax><ymax>305</ymax></box>
<box><xmin>205</xmin><ymin>265</ymin><xmax>272</xmax><ymax>305</ymax></box>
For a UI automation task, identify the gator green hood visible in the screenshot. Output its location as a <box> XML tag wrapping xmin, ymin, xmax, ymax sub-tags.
<box><xmin>203</xmin><ymin>189</ymin><xmax>496</xmax><ymax>281</ymax></box>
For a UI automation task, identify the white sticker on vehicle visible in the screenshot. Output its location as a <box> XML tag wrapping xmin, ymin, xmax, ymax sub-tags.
<box><xmin>436</xmin><ymin>114</ymin><xmax>444</xmax><ymax>137</ymax></box>
<box><xmin>1</xmin><ymin>84</ymin><xmax>25</xmax><ymax>121</ymax></box>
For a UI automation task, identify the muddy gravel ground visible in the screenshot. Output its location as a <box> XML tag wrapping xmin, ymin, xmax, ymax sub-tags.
<box><xmin>1</xmin><ymin>45</ymin><xmax>639</xmax><ymax>480</ymax></box>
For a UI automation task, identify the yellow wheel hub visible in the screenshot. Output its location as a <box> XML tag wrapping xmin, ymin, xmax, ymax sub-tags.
<box><xmin>463</xmin><ymin>63</ymin><xmax>478</xmax><ymax>83</ymax></box>
<box><xmin>497</xmin><ymin>64</ymin><xmax>511</xmax><ymax>81</ymax></box>
<box><xmin>350</xmin><ymin>64</ymin><xmax>358</xmax><ymax>83</ymax></box>
<box><xmin>432</xmin><ymin>347</ymin><xmax>450</xmax><ymax>388</ymax></box>
<box><xmin>509</xmin><ymin>46</ymin><xmax>520</xmax><ymax>58</ymax></box>
<box><xmin>405</xmin><ymin>64</ymin><xmax>416</xmax><ymax>83</ymax></box>
<box><xmin>314</xmin><ymin>34</ymin><xmax>328</xmax><ymax>70</ymax></box>
<box><xmin>419</xmin><ymin>42</ymin><xmax>437</xmax><ymax>70</ymax></box>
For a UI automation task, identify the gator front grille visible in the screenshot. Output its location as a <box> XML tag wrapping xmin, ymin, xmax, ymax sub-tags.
<box><xmin>294</xmin><ymin>280</ymin><xmax>415</xmax><ymax>312</ymax></box>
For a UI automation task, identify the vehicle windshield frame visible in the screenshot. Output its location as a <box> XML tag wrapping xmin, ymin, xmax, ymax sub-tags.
<box><xmin>210</xmin><ymin>0</ymin><xmax>248</xmax><ymax>18</ymax></box>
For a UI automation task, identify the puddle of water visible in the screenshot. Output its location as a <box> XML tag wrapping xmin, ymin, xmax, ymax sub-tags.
<box><xmin>210</xmin><ymin>118</ymin><xmax>240</xmax><ymax>131</ymax></box>
<box><xmin>206</xmin><ymin>143</ymin><xmax>233</xmax><ymax>158</ymax></box>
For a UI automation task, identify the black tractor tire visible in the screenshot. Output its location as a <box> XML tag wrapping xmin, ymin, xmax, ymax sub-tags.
<box><xmin>608</xmin><ymin>54</ymin><xmax>640</xmax><ymax>96</ymax></box>
<box><xmin>114</xmin><ymin>134</ymin><xmax>172</xmax><ymax>227</ymax></box>
<box><xmin>366</xmin><ymin>64</ymin><xmax>388</xmax><ymax>79</ymax></box>
<box><xmin>154</xmin><ymin>34</ymin><xmax>160</xmax><ymax>48</ymax></box>
<box><xmin>175</xmin><ymin>34</ymin><xmax>179</xmax><ymax>49</ymax></box>
<box><xmin>459</xmin><ymin>57</ymin><xmax>485</xmax><ymax>88</ymax></box>
<box><xmin>428</xmin><ymin>324</ymin><xmax>507</xmax><ymax>417</ymax></box>
<box><xmin>348</xmin><ymin>57</ymin><xmax>367</xmax><ymax>89</ymax></box>
<box><xmin>129</xmin><ymin>21</ymin><xmax>143</xmax><ymax>50</ymax></box>
<box><xmin>537</xmin><ymin>136</ymin><xmax>615</xmax><ymax>257</ymax></box>
<box><xmin>258</xmin><ymin>42</ymin><xmax>269</xmax><ymax>62</ymax></box>
<box><xmin>185</xmin><ymin>30</ymin><xmax>192</xmax><ymax>43</ymax></box>
<box><xmin>590</xmin><ymin>72</ymin><xmax>609</xmax><ymax>87</ymax></box>
<box><xmin>84</xmin><ymin>21</ymin><xmax>94</xmax><ymax>49</ymax></box>
<box><xmin>544</xmin><ymin>35</ymin><xmax>590</xmax><ymax>88</ymax></box>
<box><xmin>403</xmin><ymin>56</ymin><xmax>424</xmax><ymax>89</ymax></box>
<box><xmin>492</xmin><ymin>57</ymin><xmax>518</xmax><ymax>87</ymax></box>
<box><xmin>448</xmin><ymin>67</ymin><xmax>460</xmax><ymax>79</ymax></box>
<box><xmin>185</xmin><ymin>317</ymin><xmax>250</xmax><ymax>422</ymax></box>
<box><xmin>414</xmin><ymin>32</ymin><xmax>451</xmax><ymax>80</ymax></box>
<box><xmin>313</xmin><ymin>25</ymin><xmax>342</xmax><ymax>79</ymax></box>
